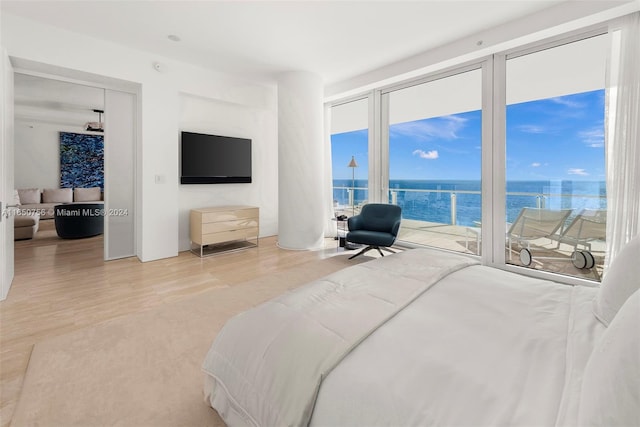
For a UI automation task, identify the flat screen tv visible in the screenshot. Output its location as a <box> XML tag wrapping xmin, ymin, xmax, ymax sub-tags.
<box><xmin>180</xmin><ymin>131</ymin><xmax>252</xmax><ymax>184</ymax></box>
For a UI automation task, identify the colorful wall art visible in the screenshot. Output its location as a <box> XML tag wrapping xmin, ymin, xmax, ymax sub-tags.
<box><xmin>60</xmin><ymin>132</ymin><xmax>104</xmax><ymax>189</ymax></box>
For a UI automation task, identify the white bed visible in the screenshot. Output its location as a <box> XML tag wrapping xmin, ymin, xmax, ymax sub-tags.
<box><xmin>202</xmin><ymin>237</ymin><xmax>640</xmax><ymax>427</ymax></box>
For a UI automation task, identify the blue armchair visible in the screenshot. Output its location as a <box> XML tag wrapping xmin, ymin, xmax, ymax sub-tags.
<box><xmin>346</xmin><ymin>203</ymin><xmax>402</xmax><ymax>259</ymax></box>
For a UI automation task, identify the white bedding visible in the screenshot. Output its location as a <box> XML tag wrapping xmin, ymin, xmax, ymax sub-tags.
<box><xmin>310</xmin><ymin>265</ymin><xmax>602</xmax><ymax>426</ymax></box>
<box><xmin>203</xmin><ymin>248</ymin><xmax>605</xmax><ymax>427</ymax></box>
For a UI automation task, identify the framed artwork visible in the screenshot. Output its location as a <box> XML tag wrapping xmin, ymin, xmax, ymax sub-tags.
<box><xmin>60</xmin><ymin>132</ymin><xmax>104</xmax><ymax>189</ymax></box>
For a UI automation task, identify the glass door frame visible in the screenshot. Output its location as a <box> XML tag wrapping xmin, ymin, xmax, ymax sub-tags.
<box><xmin>327</xmin><ymin>24</ymin><xmax>610</xmax><ymax>287</ymax></box>
<box><xmin>329</xmin><ymin>93</ymin><xmax>374</xmax><ymax>215</ymax></box>
<box><xmin>377</xmin><ymin>60</ymin><xmax>491</xmax><ymax>256</ymax></box>
<box><xmin>494</xmin><ymin>27</ymin><xmax>608</xmax><ymax>285</ymax></box>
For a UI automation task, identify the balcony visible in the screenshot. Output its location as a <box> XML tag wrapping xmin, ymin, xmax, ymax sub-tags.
<box><xmin>333</xmin><ymin>185</ymin><xmax>606</xmax><ymax>281</ymax></box>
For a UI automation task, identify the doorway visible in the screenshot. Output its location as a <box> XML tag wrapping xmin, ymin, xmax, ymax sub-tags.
<box><xmin>13</xmin><ymin>73</ymin><xmax>106</xmax><ymax>260</ymax></box>
<box><xmin>10</xmin><ymin>65</ymin><xmax>138</xmax><ymax>284</ymax></box>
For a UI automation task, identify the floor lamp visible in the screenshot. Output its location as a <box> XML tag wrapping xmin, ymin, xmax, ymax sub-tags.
<box><xmin>348</xmin><ymin>156</ymin><xmax>358</xmax><ymax>216</ymax></box>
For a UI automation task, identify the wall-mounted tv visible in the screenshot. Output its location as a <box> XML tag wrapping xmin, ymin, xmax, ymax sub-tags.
<box><xmin>180</xmin><ymin>131</ymin><xmax>252</xmax><ymax>184</ymax></box>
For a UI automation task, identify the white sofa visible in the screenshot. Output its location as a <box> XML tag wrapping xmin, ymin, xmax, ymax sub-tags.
<box><xmin>14</xmin><ymin>187</ymin><xmax>103</xmax><ymax>240</ymax></box>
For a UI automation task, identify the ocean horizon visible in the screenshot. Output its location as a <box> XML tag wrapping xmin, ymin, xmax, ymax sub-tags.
<box><xmin>333</xmin><ymin>179</ymin><xmax>606</xmax><ymax>227</ymax></box>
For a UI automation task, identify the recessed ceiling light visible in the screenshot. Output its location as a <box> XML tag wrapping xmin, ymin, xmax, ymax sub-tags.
<box><xmin>168</xmin><ymin>34</ymin><xmax>181</xmax><ymax>42</ymax></box>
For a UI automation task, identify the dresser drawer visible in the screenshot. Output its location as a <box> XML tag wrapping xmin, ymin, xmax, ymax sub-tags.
<box><xmin>202</xmin><ymin>218</ymin><xmax>258</xmax><ymax>234</ymax></box>
<box><xmin>202</xmin><ymin>208</ymin><xmax>258</xmax><ymax>223</ymax></box>
<box><xmin>200</xmin><ymin>227</ymin><xmax>259</xmax><ymax>245</ymax></box>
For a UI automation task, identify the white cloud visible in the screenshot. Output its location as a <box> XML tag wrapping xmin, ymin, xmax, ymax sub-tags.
<box><xmin>550</xmin><ymin>97</ymin><xmax>585</xmax><ymax>109</ymax></box>
<box><xmin>413</xmin><ymin>149</ymin><xmax>439</xmax><ymax>160</ymax></box>
<box><xmin>579</xmin><ymin>126</ymin><xmax>604</xmax><ymax>148</ymax></box>
<box><xmin>392</xmin><ymin>115</ymin><xmax>468</xmax><ymax>141</ymax></box>
<box><xmin>531</xmin><ymin>162</ymin><xmax>541</xmax><ymax>167</ymax></box>
<box><xmin>568</xmin><ymin>168</ymin><xmax>589</xmax><ymax>176</ymax></box>
<box><xmin>518</xmin><ymin>125</ymin><xmax>545</xmax><ymax>134</ymax></box>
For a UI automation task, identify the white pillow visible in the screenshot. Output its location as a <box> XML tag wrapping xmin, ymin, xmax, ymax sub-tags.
<box><xmin>593</xmin><ymin>234</ymin><xmax>640</xmax><ymax>326</ymax></box>
<box><xmin>17</xmin><ymin>188</ymin><xmax>40</xmax><ymax>204</ymax></box>
<box><xmin>578</xmin><ymin>289</ymin><xmax>640</xmax><ymax>426</ymax></box>
<box><xmin>14</xmin><ymin>189</ymin><xmax>21</xmax><ymax>206</ymax></box>
<box><xmin>42</xmin><ymin>188</ymin><xmax>73</xmax><ymax>204</ymax></box>
<box><xmin>74</xmin><ymin>187</ymin><xmax>101</xmax><ymax>202</ymax></box>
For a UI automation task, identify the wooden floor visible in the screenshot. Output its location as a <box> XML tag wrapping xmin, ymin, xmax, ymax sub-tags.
<box><xmin>0</xmin><ymin>219</ymin><xmax>602</xmax><ymax>425</ymax></box>
<box><xmin>0</xmin><ymin>220</ymin><xmax>341</xmax><ymax>427</ymax></box>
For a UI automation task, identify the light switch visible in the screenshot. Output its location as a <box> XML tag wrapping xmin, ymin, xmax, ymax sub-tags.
<box><xmin>154</xmin><ymin>174</ymin><xmax>165</xmax><ymax>184</ymax></box>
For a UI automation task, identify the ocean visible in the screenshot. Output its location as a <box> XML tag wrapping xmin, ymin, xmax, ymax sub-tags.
<box><xmin>333</xmin><ymin>179</ymin><xmax>606</xmax><ymax>227</ymax></box>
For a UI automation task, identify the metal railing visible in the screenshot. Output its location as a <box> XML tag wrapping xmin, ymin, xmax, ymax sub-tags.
<box><xmin>333</xmin><ymin>186</ymin><xmax>606</xmax><ymax>227</ymax></box>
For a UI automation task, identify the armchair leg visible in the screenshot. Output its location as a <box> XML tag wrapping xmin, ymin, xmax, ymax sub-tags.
<box><xmin>348</xmin><ymin>245</ymin><xmax>374</xmax><ymax>259</ymax></box>
<box><xmin>348</xmin><ymin>245</ymin><xmax>395</xmax><ymax>259</ymax></box>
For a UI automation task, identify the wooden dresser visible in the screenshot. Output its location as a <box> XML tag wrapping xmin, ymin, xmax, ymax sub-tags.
<box><xmin>190</xmin><ymin>205</ymin><xmax>259</xmax><ymax>257</ymax></box>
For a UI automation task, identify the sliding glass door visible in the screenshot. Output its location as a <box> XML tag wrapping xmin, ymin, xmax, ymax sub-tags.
<box><xmin>504</xmin><ymin>34</ymin><xmax>608</xmax><ymax>280</ymax></box>
<box><xmin>384</xmin><ymin>67</ymin><xmax>483</xmax><ymax>255</ymax></box>
<box><xmin>327</xmin><ymin>29</ymin><xmax>612</xmax><ymax>283</ymax></box>
<box><xmin>330</xmin><ymin>98</ymin><xmax>369</xmax><ymax>218</ymax></box>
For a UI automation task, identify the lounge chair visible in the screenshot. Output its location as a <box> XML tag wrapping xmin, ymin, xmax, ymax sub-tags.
<box><xmin>554</xmin><ymin>208</ymin><xmax>606</xmax><ymax>251</ymax></box>
<box><xmin>553</xmin><ymin>208</ymin><xmax>606</xmax><ymax>269</ymax></box>
<box><xmin>507</xmin><ymin>207</ymin><xmax>573</xmax><ymax>267</ymax></box>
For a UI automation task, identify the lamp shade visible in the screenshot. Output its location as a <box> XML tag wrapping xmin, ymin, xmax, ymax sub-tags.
<box><xmin>348</xmin><ymin>156</ymin><xmax>358</xmax><ymax>168</ymax></box>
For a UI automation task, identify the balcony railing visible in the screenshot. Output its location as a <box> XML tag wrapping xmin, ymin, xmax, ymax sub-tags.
<box><xmin>333</xmin><ymin>186</ymin><xmax>606</xmax><ymax>227</ymax></box>
<box><xmin>333</xmin><ymin>185</ymin><xmax>606</xmax><ymax>282</ymax></box>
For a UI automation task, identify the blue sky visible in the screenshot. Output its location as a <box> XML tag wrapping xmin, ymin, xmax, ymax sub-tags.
<box><xmin>332</xmin><ymin>89</ymin><xmax>605</xmax><ymax>181</ymax></box>
<box><xmin>506</xmin><ymin>90</ymin><xmax>605</xmax><ymax>181</ymax></box>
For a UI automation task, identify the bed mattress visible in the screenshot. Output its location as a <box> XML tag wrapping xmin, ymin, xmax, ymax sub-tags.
<box><xmin>202</xmin><ymin>248</ymin><xmax>604</xmax><ymax>426</ymax></box>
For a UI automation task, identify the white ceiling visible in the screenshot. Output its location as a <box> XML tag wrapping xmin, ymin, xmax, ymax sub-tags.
<box><xmin>14</xmin><ymin>74</ymin><xmax>105</xmax><ymax>126</ymax></box>
<box><xmin>1</xmin><ymin>0</ymin><xmax>570</xmax><ymax>84</ymax></box>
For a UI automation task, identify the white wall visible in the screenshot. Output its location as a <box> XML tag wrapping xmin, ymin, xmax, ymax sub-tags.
<box><xmin>14</xmin><ymin>121</ymin><xmax>101</xmax><ymax>189</ymax></box>
<box><xmin>178</xmin><ymin>94</ymin><xmax>278</xmax><ymax>251</ymax></box>
<box><xmin>1</xmin><ymin>13</ymin><xmax>277</xmax><ymax>261</ymax></box>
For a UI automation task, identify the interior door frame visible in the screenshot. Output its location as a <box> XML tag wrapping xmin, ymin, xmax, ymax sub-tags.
<box><xmin>10</xmin><ymin>58</ymin><xmax>141</xmax><ymax>265</ymax></box>
<box><xmin>1</xmin><ymin>50</ymin><xmax>15</xmax><ymax>301</ymax></box>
